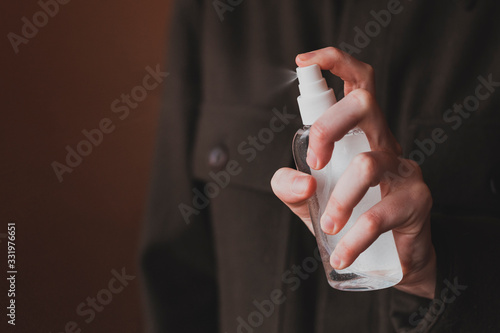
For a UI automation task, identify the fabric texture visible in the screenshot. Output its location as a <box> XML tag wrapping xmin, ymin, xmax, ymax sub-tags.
<box><xmin>141</xmin><ymin>0</ymin><xmax>500</xmax><ymax>332</ymax></box>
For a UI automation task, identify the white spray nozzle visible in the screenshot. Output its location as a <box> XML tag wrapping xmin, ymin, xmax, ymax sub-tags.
<box><xmin>296</xmin><ymin>65</ymin><xmax>336</xmax><ymax>125</ymax></box>
<box><xmin>297</xmin><ymin>64</ymin><xmax>323</xmax><ymax>85</ymax></box>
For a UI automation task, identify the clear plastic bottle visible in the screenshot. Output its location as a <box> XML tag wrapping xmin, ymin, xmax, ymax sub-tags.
<box><xmin>293</xmin><ymin>65</ymin><xmax>402</xmax><ymax>290</ymax></box>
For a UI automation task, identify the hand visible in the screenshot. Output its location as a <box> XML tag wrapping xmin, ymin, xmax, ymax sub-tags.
<box><xmin>271</xmin><ymin>47</ymin><xmax>436</xmax><ymax>299</ymax></box>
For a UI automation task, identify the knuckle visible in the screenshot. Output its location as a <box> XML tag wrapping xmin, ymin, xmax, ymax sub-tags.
<box><xmin>363</xmin><ymin>63</ymin><xmax>374</xmax><ymax>78</ymax></box>
<box><xmin>361</xmin><ymin>211</ymin><xmax>382</xmax><ymax>234</ymax></box>
<box><xmin>352</xmin><ymin>153</ymin><xmax>378</xmax><ymax>185</ymax></box>
<box><xmin>349</xmin><ymin>88</ymin><xmax>375</xmax><ymax>111</ymax></box>
<box><xmin>405</xmin><ymin>158</ymin><xmax>419</xmax><ymax>169</ymax></box>
<box><xmin>324</xmin><ymin>46</ymin><xmax>336</xmax><ymax>54</ymax></box>
<box><xmin>324</xmin><ymin>46</ymin><xmax>343</xmax><ymax>60</ymax></box>
<box><xmin>412</xmin><ymin>182</ymin><xmax>433</xmax><ymax>211</ymax></box>
<box><xmin>406</xmin><ymin>159</ymin><xmax>423</xmax><ymax>178</ymax></box>
<box><xmin>310</xmin><ymin>121</ymin><xmax>330</xmax><ymax>143</ymax></box>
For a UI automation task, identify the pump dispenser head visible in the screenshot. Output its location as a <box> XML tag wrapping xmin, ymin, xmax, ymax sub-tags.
<box><xmin>296</xmin><ymin>64</ymin><xmax>336</xmax><ymax>125</ymax></box>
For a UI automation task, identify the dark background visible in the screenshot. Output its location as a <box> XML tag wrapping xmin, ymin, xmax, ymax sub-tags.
<box><xmin>0</xmin><ymin>0</ymin><xmax>172</xmax><ymax>331</ymax></box>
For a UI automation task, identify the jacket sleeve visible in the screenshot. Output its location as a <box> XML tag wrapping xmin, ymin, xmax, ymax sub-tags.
<box><xmin>390</xmin><ymin>213</ymin><xmax>500</xmax><ymax>332</ymax></box>
<box><xmin>139</xmin><ymin>1</ymin><xmax>219</xmax><ymax>332</ymax></box>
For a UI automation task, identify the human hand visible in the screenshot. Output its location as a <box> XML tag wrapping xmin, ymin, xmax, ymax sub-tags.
<box><xmin>271</xmin><ymin>47</ymin><xmax>436</xmax><ymax>299</ymax></box>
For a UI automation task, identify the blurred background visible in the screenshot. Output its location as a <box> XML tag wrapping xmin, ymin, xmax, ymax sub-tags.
<box><xmin>0</xmin><ymin>0</ymin><xmax>172</xmax><ymax>331</ymax></box>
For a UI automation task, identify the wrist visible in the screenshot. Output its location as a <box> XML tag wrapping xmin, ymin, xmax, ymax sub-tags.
<box><xmin>395</xmin><ymin>248</ymin><xmax>437</xmax><ymax>300</ymax></box>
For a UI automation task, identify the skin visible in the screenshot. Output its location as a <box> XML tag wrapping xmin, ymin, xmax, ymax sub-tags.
<box><xmin>271</xmin><ymin>47</ymin><xmax>436</xmax><ymax>299</ymax></box>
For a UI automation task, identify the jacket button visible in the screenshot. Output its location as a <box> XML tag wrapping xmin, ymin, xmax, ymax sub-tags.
<box><xmin>208</xmin><ymin>145</ymin><xmax>229</xmax><ymax>170</ymax></box>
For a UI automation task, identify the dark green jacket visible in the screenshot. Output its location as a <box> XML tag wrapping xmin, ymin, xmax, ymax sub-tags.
<box><xmin>141</xmin><ymin>0</ymin><xmax>500</xmax><ymax>332</ymax></box>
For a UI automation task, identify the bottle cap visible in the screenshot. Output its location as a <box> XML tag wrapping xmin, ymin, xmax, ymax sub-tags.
<box><xmin>296</xmin><ymin>64</ymin><xmax>336</xmax><ymax>125</ymax></box>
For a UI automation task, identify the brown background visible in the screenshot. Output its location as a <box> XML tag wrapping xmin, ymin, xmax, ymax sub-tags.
<box><xmin>0</xmin><ymin>0</ymin><xmax>172</xmax><ymax>331</ymax></box>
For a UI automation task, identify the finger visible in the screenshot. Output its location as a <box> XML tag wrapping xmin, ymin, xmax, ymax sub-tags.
<box><xmin>296</xmin><ymin>46</ymin><xmax>375</xmax><ymax>95</ymax></box>
<box><xmin>320</xmin><ymin>151</ymin><xmax>396</xmax><ymax>235</ymax></box>
<box><xmin>306</xmin><ymin>89</ymin><xmax>399</xmax><ymax>170</ymax></box>
<box><xmin>271</xmin><ymin>168</ymin><xmax>317</xmax><ymax>231</ymax></box>
<box><xmin>329</xmin><ymin>191</ymin><xmax>404</xmax><ymax>270</ymax></box>
<box><xmin>329</xmin><ymin>185</ymin><xmax>429</xmax><ymax>270</ymax></box>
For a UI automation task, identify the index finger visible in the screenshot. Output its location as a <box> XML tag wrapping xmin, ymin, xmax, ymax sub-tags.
<box><xmin>296</xmin><ymin>47</ymin><xmax>375</xmax><ymax>96</ymax></box>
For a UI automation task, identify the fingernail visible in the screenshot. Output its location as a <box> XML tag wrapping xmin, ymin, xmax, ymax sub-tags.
<box><xmin>306</xmin><ymin>148</ymin><xmax>318</xmax><ymax>169</ymax></box>
<box><xmin>321</xmin><ymin>214</ymin><xmax>336</xmax><ymax>234</ymax></box>
<box><xmin>292</xmin><ymin>175</ymin><xmax>309</xmax><ymax>195</ymax></box>
<box><xmin>298</xmin><ymin>52</ymin><xmax>315</xmax><ymax>61</ymax></box>
<box><xmin>331</xmin><ymin>252</ymin><xmax>342</xmax><ymax>269</ymax></box>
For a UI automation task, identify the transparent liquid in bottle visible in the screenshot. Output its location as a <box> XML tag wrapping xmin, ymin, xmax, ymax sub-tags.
<box><xmin>293</xmin><ymin>127</ymin><xmax>403</xmax><ymax>291</ymax></box>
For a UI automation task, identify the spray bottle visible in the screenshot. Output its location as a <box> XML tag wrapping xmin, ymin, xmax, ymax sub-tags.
<box><xmin>292</xmin><ymin>64</ymin><xmax>403</xmax><ymax>290</ymax></box>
